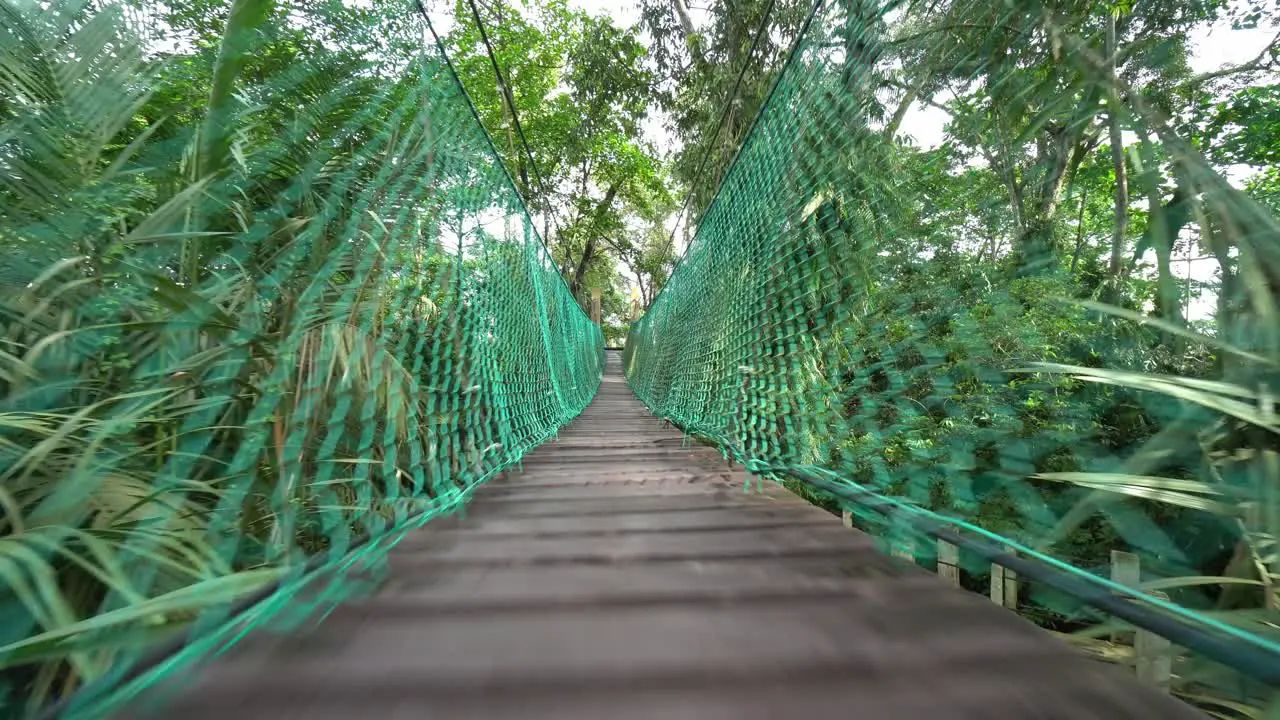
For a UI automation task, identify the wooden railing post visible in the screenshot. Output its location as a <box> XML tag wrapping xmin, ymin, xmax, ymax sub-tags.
<box><xmin>1110</xmin><ymin>550</ymin><xmax>1140</xmax><ymax>644</ymax></box>
<box><xmin>937</xmin><ymin>539</ymin><xmax>960</xmax><ymax>588</ymax></box>
<box><xmin>990</xmin><ymin>546</ymin><xmax>1018</xmax><ymax>609</ymax></box>
<box><xmin>889</xmin><ymin>523</ymin><xmax>915</xmax><ymax>562</ymax></box>
<box><xmin>1109</xmin><ymin>550</ymin><xmax>1171</xmax><ymax>691</ymax></box>
<box><xmin>1135</xmin><ymin>590</ymin><xmax>1173</xmax><ymax>691</ymax></box>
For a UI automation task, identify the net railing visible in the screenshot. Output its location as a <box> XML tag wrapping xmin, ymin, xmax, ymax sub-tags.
<box><xmin>0</xmin><ymin>0</ymin><xmax>602</xmax><ymax>716</ymax></box>
<box><xmin>626</xmin><ymin>0</ymin><xmax>1280</xmax><ymax>708</ymax></box>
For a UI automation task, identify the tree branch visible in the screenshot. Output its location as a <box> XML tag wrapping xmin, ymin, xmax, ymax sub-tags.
<box><xmin>883</xmin><ymin>71</ymin><xmax>927</xmax><ymax>140</ymax></box>
<box><xmin>569</xmin><ymin>183</ymin><xmax>620</xmax><ymax>296</ymax></box>
<box><xmin>672</xmin><ymin>0</ymin><xmax>706</xmax><ymax>65</ymax></box>
<box><xmin>1184</xmin><ymin>28</ymin><xmax>1280</xmax><ymax>86</ymax></box>
<box><xmin>673</xmin><ymin>0</ymin><xmax>697</xmax><ymax>37</ymax></box>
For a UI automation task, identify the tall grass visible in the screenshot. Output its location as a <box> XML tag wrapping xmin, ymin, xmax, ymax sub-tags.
<box><xmin>0</xmin><ymin>0</ymin><xmax>567</xmax><ymax>713</ymax></box>
<box><xmin>1014</xmin><ymin>302</ymin><xmax>1280</xmax><ymax>718</ymax></box>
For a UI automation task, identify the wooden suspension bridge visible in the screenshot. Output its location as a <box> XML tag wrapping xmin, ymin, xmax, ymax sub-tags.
<box><xmin>120</xmin><ymin>352</ymin><xmax>1204</xmax><ymax>719</ymax></box>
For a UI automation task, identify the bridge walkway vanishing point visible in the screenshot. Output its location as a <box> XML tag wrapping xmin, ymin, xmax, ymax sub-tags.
<box><xmin>124</xmin><ymin>351</ymin><xmax>1204</xmax><ymax>719</ymax></box>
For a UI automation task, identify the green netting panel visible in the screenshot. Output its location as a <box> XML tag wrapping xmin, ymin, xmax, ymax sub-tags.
<box><xmin>0</xmin><ymin>0</ymin><xmax>602</xmax><ymax>716</ymax></box>
<box><xmin>626</xmin><ymin>0</ymin><xmax>1280</xmax><ymax>700</ymax></box>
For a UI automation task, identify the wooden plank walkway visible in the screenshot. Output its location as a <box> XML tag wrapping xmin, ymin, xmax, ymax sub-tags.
<box><xmin>126</xmin><ymin>351</ymin><xmax>1204</xmax><ymax>719</ymax></box>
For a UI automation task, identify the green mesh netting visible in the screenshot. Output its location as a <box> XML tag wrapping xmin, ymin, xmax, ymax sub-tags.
<box><xmin>0</xmin><ymin>0</ymin><xmax>601</xmax><ymax>715</ymax></box>
<box><xmin>626</xmin><ymin>0</ymin><xmax>1280</xmax><ymax>699</ymax></box>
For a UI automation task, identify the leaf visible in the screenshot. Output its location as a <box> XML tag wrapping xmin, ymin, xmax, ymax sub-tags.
<box><xmin>1034</xmin><ymin>472</ymin><xmax>1235</xmax><ymax>496</ymax></box>
<box><xmin>17</xmin><ymin>529</ymin><xmax>145</xmax><ymax>605</ymax></box>
<box><xmin>1065</xmin><ymin>299</ymin><xmax>1279</xmax><ymax>367</ymax></box>
<box><xmin>22</xmin><ymin>255</ymin><xmax>87</xmax><ymax>294</ymax></box>
<box><xmin>1034</xmin><ymin>472</ymin><xmax>1243</xmax><ymax>515</ymax></box>
<box><xmin>1175</xmin><ymin>693</ymin><xmax>1263</xmax><ymax>720</ymax></box>
<box><xmin>0</xmin><ymin>569</ymin><xmax>282</xmax><ymax>671</ymax></box>
<box><xmin>1139</xmin><ymin>576</ymin><xmax>1267</xmax><ymax>591</ymax></box>
<box><xmin>123</xmin><ymin>179</ymin><xmax>213</xmax><ymax>246</ymax></box>
<box><xmin>1017</xmin><ymin>363</ymin><xmax>1279</xmax><ymax>433</ymax></box>
<box><xmin>101</xmin><ymin>114</ymin><xmax>169</xmax><ymax>183</ymax></box>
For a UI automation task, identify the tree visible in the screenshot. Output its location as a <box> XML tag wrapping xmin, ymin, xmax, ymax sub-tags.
<box><xmin>0</xmin><ymin>0</ymin><xmax>606</xmax><ymax>708</ymax></box>
<box><xmin>637</xmin><ymin>0</ymin><xmax>813</xmax><ymax>226</ymax></box>
<box><xmin>442</xmin><ymin>0</ymin><xmax>669</xmax><ymax>305</ymax></box>
<box><xmin>889</xmin><ymin>0</ymin><xmax>1216</xmax><ymax>278</ymax></box>
<box><xmin>619</xmin><ymin>210</ymin><xmax>678</xmax><ymax>309</ymax></box>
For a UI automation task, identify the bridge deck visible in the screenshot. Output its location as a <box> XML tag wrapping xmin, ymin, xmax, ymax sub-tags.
<box><xmin>128</xmin><ymin>351</ymin><xmax>1202</xmax><ymax>719</ymax></box>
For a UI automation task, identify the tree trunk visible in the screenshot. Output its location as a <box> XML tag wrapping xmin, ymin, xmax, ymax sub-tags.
<box><xmin>673</xmin><ymin>0</ymin><xmax>705</xmax><ymax>65</ymax></box>
<box><xmin>1012</xmin><ymin>121</ymin><xmax>1100</xmax><ymax>274</ymax></box>
<box><xmin>1013</xmin><ymin>136</ymin><xmax>1073</xmax><ymax>273</ymax></box>
<box><xmin>673</xmin><ymin>0</ymin><xmax>697</xmax><ymax>36</ymax></box>
<box><xmin>840</xmin><ymin>0</ymin><xmax>882</xmax><ymax>100</ymax></box>
<box><xmin>569</xmin><ymin>183</ymin><xmax>619</xmax><ymax>297</ymax></box>
<box><xmin>1070</xmin><ymin>187</ymin><xmax>1089</xmax><ymax>274</ymax></box>
<box><xmin>1105</xmin><ymin>13</ymin><xmax>1129</xmax><ymax>299</ymax></box>
<box><xmin>883</xmin><ymin>72</ymin><xmax>924</xmax><ymax>140</ymax></box>
<box><xmin>1150</xmin><ymin>187</ymin><xmax>1189</xmax><ymax>328</ymax></box>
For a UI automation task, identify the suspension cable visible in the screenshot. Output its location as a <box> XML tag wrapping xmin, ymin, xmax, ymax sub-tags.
<box><xmin>644</xmin><ymin>0</ymin><xmax>825</xmax><ymax>317</ymax></box>
<box><xmin>461</xmin><ymin>0</ymin><xmax>555</xmax><ymax>222</ymax></box>
<box><xmin>660</xmin><ymin>0</ymin><xmax>781</xmax><ymax>258</ymax></box>
<box><xmin>417</xmin><ymin>1</ymin><xmax>576</xmax><ymax>303</ymax></box>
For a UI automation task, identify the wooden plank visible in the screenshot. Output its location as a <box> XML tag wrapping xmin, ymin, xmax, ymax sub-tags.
<box><xmin>126</xmin><ymin>351</ymin><xmax>1205</xmax><ymax>720</ymax></box>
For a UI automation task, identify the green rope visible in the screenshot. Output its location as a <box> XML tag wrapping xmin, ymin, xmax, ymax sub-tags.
<box><xmin>0</xmin><ymin>0</ymin><xmax>600</xmax><ymax>716</ymax></box>
<box><xmin>626</xmin><ymin>0</ymin><xmax>1280</xmax><ymax>698</ymax></box>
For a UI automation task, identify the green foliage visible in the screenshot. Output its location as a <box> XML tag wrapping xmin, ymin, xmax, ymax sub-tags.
<box><xmin>4</xmin><ymin>0</ymin><xmax>1280</xmax><ymax>714</ymax></box>
<box><xmin>0</xmin><ymin>0</ymin><xmax>601</xmax><ymax>714</ymax></box>
<box><xmin>627</xmin><ymin>0</ymin><xmax>1280</xmax><ymax>710</ymax></box>
<box><xmin>440</xmin><ymin>0</ymin><xmax>670</xmax><ymax>309</ymax></box>
<box><xmin>638</xmin><ymin>0</ymin><xmax>814</xmax><ymax>219</ymax></box>
<box><xmin>1198</xmin><ymin>84</ymin><xmax>1280</xmax><ymax>166</ymax></box>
